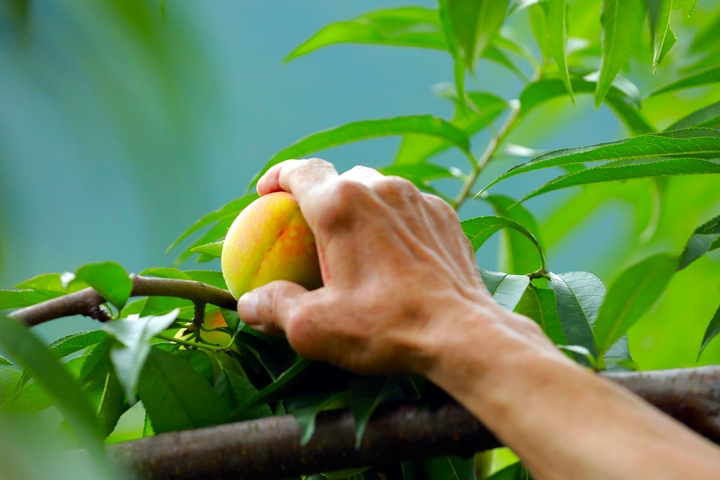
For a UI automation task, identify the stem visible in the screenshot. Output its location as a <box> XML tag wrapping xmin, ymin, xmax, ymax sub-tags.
<box><xmin>155</xmin><ymin>333</ymin><xmax>219</xmax><ymax>353</ymax></box>
<box><xmin>452</xmin><ymin>103</ymin><xmax>522</xmax><ymax>210</ymax></box>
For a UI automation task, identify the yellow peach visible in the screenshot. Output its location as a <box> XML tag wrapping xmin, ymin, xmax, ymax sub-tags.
<box><xmin>221</xmin><ymin>191</ymin><xmax>323</xmax><ymax>299</ymax></box>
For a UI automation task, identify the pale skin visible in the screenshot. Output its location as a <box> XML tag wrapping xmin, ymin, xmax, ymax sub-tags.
<box><xmin>237</xmin><ymin>158</ymin><xmax>720</xmax><ymax>479</ymax></box>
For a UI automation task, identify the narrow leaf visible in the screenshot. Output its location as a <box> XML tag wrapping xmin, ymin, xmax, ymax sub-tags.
<box><xmin>446</xmin><ymin>0</ymin><xmax>510</xmax><ymax>71</ymax></box>
<box><xmin>596</xmin><ymin>0</ymin><xmax>647</xmax><ymax>107</ymax></box>
<box><xmin>550</xmin><ymin>272</ymin><xmax>605</xmax><ymax>358</ymax></box>
<box><xmin>679</xmin><ymin>214</ymin><xmax>720</xmax><ymax>270</ymax></box>
<box><xmin>138</xmin><ymin>348</ymin><xmax>231</xmax><ymax>434</ymax></box>
<box><xmin>249</xmin><ymin>116</ymin><xmax>471</xmax><ymax>190</ymax></box>
<box><xmin>461</xmin><ymin>216</ymin><xmax>545</xmax><ymax>270</ymax></box>
<box><xmin>101</xmin><ymin>310</ymin><xmax>180</xmax><ymax>402</ymax></box>
<box><xmin>49</xmin><ymin>330</ymin><xmax>108</xmax><ymax>359</ymax></box>
<box><xmin>666</xmin><ymin>101</ymin><xmax>720</xmax><ymax>131</ymax></box>
<box><xmin>285</xmin><ymin>7</ymin><xmax>446</xmax><ymax>61</ymax></box>
<box><xmin>189</xmin><ymin>241</ymin><xmax>223</xmax><ymax>258</ymax></box>
<box><xmin>0</xmin><ymin>315</ymin><xmax>107</xmax><ymax>469</ymax></box>
<box><xmin>546</xmin><ymin>0</ymin><xmax>573</xmax><ymax>100</ymax></box>
<box><xmin>646</xmin><ymin>0</ymin><xmax>674</xmax><ymax>71</ymax></box>
<box><xmin>14</xmin><ymin>273</ymin><xmax>88</xmax><ymax>293</ymax></box>
<box><xmin>518</xmin><ymin>157</ymin><xmax>720</xmax><ymax>203</ymax></box>
<box><xmin>0</xmin><ymin>355</ymin><xmax>11</xmax><ymax>366</ymax></box>
<box><xmin>649</xmin><ymin>65</ymin><xmax>720</xmax><ymax>97</ymax></box>
<box><xmin>593</xmin><ymin>254</ymin><xmax>678</xmax><ymax>355</ymax></box>
<box><xmin>75</xmin><ymin>261</ymin><xmax>133</xmax><ymax>310</ymax></box>
<box><xmin>698</xmin><ymin>304</ymin><xmax>720</xmax><ymax>359</ymax></box>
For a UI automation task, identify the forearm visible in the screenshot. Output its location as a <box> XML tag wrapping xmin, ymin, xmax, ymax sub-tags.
<box><xmin>425</xmin><ymin>306</ymin><xmax>720</xmax><ymax>480</ymax></box>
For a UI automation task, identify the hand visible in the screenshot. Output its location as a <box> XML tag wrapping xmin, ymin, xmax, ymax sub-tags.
<box><xmin>237</xmin><ymin>158</ymin><xmax>552</xmax><ymax>376</ymax></box>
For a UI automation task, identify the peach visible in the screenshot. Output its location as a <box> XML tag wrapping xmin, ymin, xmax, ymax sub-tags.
<box><xmin>221</xmin><ymin>191</ymin><xmax>323</xmax><ymax>299</ymax></box>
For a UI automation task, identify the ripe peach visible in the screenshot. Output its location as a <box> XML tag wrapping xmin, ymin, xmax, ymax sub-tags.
<box><xmin>221</xmin><ymin>191</ymin><xmax>323</xmax><ymax>299</ymax></box>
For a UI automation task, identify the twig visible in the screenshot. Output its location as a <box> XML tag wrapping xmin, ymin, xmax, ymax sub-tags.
<box><xmin>109</xmin><ymin>366</ymin><xmax>720</xmax><ymax>479</ymax></box>
<box><xmin>8</xmin><ymin>275</ymin><xmax>237</xmax><ymax>327</ymax></box>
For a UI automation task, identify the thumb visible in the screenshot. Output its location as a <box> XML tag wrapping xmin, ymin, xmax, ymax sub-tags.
<box><xmin>237</xmin><ymin>280</ymin><xmax>309</xmax><ymax>335</ymax></box>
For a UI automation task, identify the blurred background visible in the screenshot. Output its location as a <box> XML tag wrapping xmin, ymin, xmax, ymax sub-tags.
<box><xmin>1</xmin><ymin>0</ymin><xmax>718</xmax><ymax>368</ymax></box>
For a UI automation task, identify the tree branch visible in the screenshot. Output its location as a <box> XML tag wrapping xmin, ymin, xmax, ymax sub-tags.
<box><xmin>109</xmin><ymin>366</ymin><xmax>720</xmax><ymax>480</ymax></box>
<box><xmin>7</xmin><ymin>275</ymin><xmax>237</xmax><ymax>326</ymax></box>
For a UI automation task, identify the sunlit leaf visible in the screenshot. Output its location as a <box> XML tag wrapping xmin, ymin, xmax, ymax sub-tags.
<box><xmin>485</xmin><ymin>462</ymin><xmax>530</xmax><ymax>479</ymax></box>
<box><xmin>0</xmin><ymin>289</ymin><xmax>59</xmax><ymax>310</ymax></box>
<box><xmin>189</xmin><ymin>241</ymin><xmax>223</xmax><ymax>258</ymax></box>
<box><xmin>480</xmin><ymin>270</ymin><xmax>531</xmax><ymax>311</ymax></box>
<box><xmin>673</xmin><ymin>0</ymin><xmax>697</xmax><ymax>16</ymax></box>
<box><xmin>14</xmin><ymin>273</ymin><xmax>88</xmax><ymax>294</ymax></box>
<box><xmin>250</xmin><ymin>116</ymin><xmax>471</xmax><ymax>190</ymax></box>
<box><xmin>698</xmin><ymin>304</ymin><xmax>720</xmax><ymax>359</ymax></box>
<box><xmin>546</xmin><ymin>0</ymin><xmax>573</xmax><ymax>100</ymax></box>
<box><xmin>649</xmin><ymin>65</ymin><xmax>720</xmax><ymax>97</ymax></box>
<box><xmin>101</xmin><ymin>310</ymin><xmax>180</xmax><ymax>402</ymax></box>
<box><xmin>550</xmin><ymin>272</ymin><xmax>605</xmax><ymax>358</ymax></box>
<box><xmin>461</xmin><ymin>217</ymin><xmax>545</xmax><ymax>271</ymax></box>
<box><xmin>138</xmin><ymin>347</ymin><xmax>231</xmax><ymax>434</ymax></box>
<box><xmin>75</xmin><ymin>261</ymin><xmax>133</xmax><ymax>310</ymax></box>
<box><xmin>666</xmin><ymin>101</ymin><xmax>720</xmax><ymax>131</ymax></box>
<box><xmin>0</xmin><ymin>355</ymin><xmax>11</xmax><ymax>366</ymax></box>
<box><xmin>646</xmin><ymin>0</ymin><xmax>675</xmax><ymax>71</ymax></box>
<box><xmin>595</xmin><ymin>0</ymin><xmax>647</xmax><ymax>107</ymax></box>
<box><xmin>593</xmin><ymin>253</ymin><xmax>678</xmax><ymax>355</ymax></box>
<box><xmin>679</xmin><ymin>214</ymin><xmax>720</xmax><ymax>270</ymax></box>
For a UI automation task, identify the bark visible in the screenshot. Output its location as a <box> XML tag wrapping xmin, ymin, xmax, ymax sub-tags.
<box><xmin>108</xmin><ymin>366</ymin><xmax>720</xmax><ymax>480</ymax></box>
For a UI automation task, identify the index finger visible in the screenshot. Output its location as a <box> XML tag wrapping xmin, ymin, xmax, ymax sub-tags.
<box><xmin>256</xmin><ymin>158</ymin><xmax>338</xmax><ymax>200</ymax></box>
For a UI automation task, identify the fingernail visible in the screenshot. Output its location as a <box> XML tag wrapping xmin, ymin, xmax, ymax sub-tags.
<box><xmin>238</xmin><ymin>291</ymin><xmax>259</xmax><ymax>324</ymax></box>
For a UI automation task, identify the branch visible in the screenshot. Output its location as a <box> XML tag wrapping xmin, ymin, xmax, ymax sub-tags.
<box><xmin>109</xmin><ymin>366</ymin><xmax>720</xmax><ymax>480</ymax></box>
<box><xmin>8</xmin><ymin>275</ymin><xmax>237</xmax><ymax>327</ymax></box>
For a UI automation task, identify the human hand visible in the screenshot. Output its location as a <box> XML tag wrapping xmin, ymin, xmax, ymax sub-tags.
<box><xmin>237</xmin><ymin>158</ymin><xmax>552</xmax><ymax>376</ymax></box>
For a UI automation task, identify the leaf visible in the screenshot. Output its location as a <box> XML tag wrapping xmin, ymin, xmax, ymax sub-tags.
<box><xmin>603</xmin><ymin>335</ymin><xmax>634</xmax><ymax>372</ymax></box>
<box><xmin>288</xmin><ymin>390</ymin><xmax>348</xmax><ymax>445</ymax></box>
<box><xmin>482</xmin><ymin>128</ymin><xmax>720</xmax><ymax>191</ymax></box>
<box><xmin>75</xmin><ymin>261</ymin><xmax>133</xmax><ymax>310</ymax></box>
<box><xmin>249</xmin><ymin>116</ymin><xmax>471</xmax><ymax>190</ymax></box>
<box><xmin>14</xmin><ymin>273</ymin><xmax>88</xmax><ymax>293</ymax></box>
<box><xmin>486</xmin><ymin>462</ymin><xmax>531</xmax><ymax>479</ymax></box>
<box><xmin>698</xmin><ymin>304</ymin><xmax>720</xmax><ymax>359</ymax></box>
<box><xmin>394</xmin><ymin>93</ymin><xmax>507</xmax><ymax>165</ymax></box>
<box><xmin>167</xmin><ymin>194</ymin><xmax>258</xmax><ymax>254</ymax></box>
<box><xmin>666</xmin><ymin>101</ymin><xmax>720</xmax><ymax>131</ymax></box>
<box><xmin>679</xmin><ymin>214</ymin><xmax>720</xmax><ymax>270</ymax></box>
<box><xmin>101</xmin><ymin>310</ymin><xmax>180</xmax><ymax>402</ymax></box>
<box><xmin>446</xmin><ymin>0</ymin><xmax>510</xmax><ymax>72</ymax></box>
<box><xmin>595</xmin><ymin>0</ymin><xmax>646</xmax><ymax>107</ymax></box>
<box><xmin>285</xmin><ymin>7</ymin><xmax>447</xmax><ymax>61</ymax></box>
<box><xmin>673</xmin><ymin>0</ymin><xmax>697</xmax><ymax>16</ymax></box>
<box><xmin>0</xmin><ymin>355</ymin><xmax>11</xmax><ymax>366</ymax></box>
<box><xmin>184</xmin><ymin>270</ymin><xmax>228</xmax><ymax>290</ymax></box>
<box><xmin>48</xmin><ymin>330</ymin><xmax>108</xmax><ymax>359</ymax></box>
<box><xmin>649</xmin><ymin>66</ymin><xmax>720</xmax><ymax>97</ymax></box>
<box><xmin>83</xmin><ymin>370</ymin><xmax>127</xmax><ymax>437</ymax></box>
<box><xmin>517</xmin><ymin>157</ymin><xmax>720</xmax><ymax>203</ymax></box>
<box><xmin>79</xmin><ymin>336</ymin><xmax>114</xmax><ymax>382</ymax></box>
<box><xmin>0</xmin><ymin>315</ymin><xmax>107</xmax><ymax>469</ymax></box>
<box><xmin>646</xmin><ymin>0</ymin><xmax>675</xmax><ymax>71</ymax></box>
<box><xmin>214</xmin><ymin>370</ymin><xmax>272</xmax><ymax>419</ymax></box>
<box><xmin>438</xmin><ymin>0</ymin><xmax>468</xmax><ymax>112</ymax></box>
<box><xmin>175</xmin><ymin>350</ymin><xmax>215</xmax><ymax>386</ymax></box>
<box><xmin>349</xmin><ymin>376</ymin><xmax>404</xmax><ymax>448</ymax></box>
<box><xmin>480</xmin><ymin>270</ymin><xmax>531</xmax><ymax>311</ymax></box>
<box><xmin>422</xmin><ymin>455</ymin><xmax>476</xmax><ymax>480</ymax></box>
<box><xmin>0</xmin><ymin>289</ymin><xmax>59</xmax><ymax>310</ymax></box>
<box><xmin>140</xmin><ymin>267</ymin><xmax>192</xmax><ymax>281</ymax></box>
<box><xmin>461</xmin><ymin>216</ymin><xmax>546</xmax><ymax>271</ymax></box>
<box><xmin>514</xmin><ymin>286</ymin><xmax>568</xmax><ymax>345</ymax></box>
<box><xmin>235</xmin><ymin>357</ymin><xmax>313</xmax><ymax>413</ymax></box>
<box><xmin>550</xmin><ymin>272</ymin><xmax>605</xmax><ymax>358</ymax></box>
<box><xmin>138</xmin><ymin>348</ymin><xmax>231</xmax><ymax>434</ymax></box>
<box><xmin>593</xmin><ymin>253</ymin><xmax>678</xmax><ymax>356</ymax></box>
<box><xmin>546</xmin><ymin>0</ymin><xmax>573</xmax><ymax>100</ymax></box>
<box><xmin>189</xmin><ymin>241</ymin><xmax>223</xmax><ymax>258</ymax></box>
<box><xmin>482</xmin><ymin>195</ymin><xmax>545</xmax><ymax>274</ymax></box>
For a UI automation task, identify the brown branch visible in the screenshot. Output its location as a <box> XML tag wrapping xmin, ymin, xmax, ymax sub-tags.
<box><xmin>8</xmin><ymin>275</ymin><xmax>237</xmax><ymax>327</ymax></box>
<box><xmin>109</xmin><ymin>366</ymin><xmax>720</xmax><ymax>480</ymax></box>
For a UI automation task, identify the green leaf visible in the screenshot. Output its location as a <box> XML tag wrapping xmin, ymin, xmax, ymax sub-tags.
<box><xmin>394</xmin><ymin>93</ymin><xmax>507</xmax><ymax>165</ymax></box>
<box><xmin>514</xmin><ymin>286</ymin><xmax>568</xmax><ymax>345</ymax></box>
<box><xmin>422</xmin><ymin>455</ymin><xmax>476</xmax><ymax>480</ymax></box>
<box><xmin>698</xmin><ymin>304</ymin><xmax>720</xmax><ymax>359</ymax></box>
<box><xmin>439</xmin><ymin>0</ymin><xmax>468</xmax><ymax>112</ymax></box>
<box><xmin>249</xmin><ymin>116</ymin><xmax>471</xmax><ymax>191</ymax></box>
<box><xmin>79</xmin><ymin>336</ymin><xmax>114</xmax><ymax>382</ymax></box>
<box><xmin>0</xmin><ymin>315</ymin><xmax>107</xmax><ymax>469</ymax></box>
<box><xmin>101</xmin><ymin>310</ymin><xmax>180</xmax><ymax>402</ymax></box>
<box><xmin>679</xmin><ymin>214</ymin><xmax>720</xmax><ymax>270</ymax></box>
<box><xmin>485</xmin><ymin>462</ymin><xmax>530</xmax><ymax>479</ymax></box>
<box><xmin>480</xmin><ymin>270</ymin><xmax>530</xmax><ymax>311</ymax></box>
<box><xmin>288</xmin><ymin>390</ymin><xmax>348</xmax><ymax>445</ymax></box>
<box><xmin>603</xmin><ymin>335</ymin><xmax>634</xmax><ymax>372</ymax></box>
<box><xmin>349</xmin><ymin>376</ymin><xmax>404</xmax><ymax>448</ymax></box>
<box><xmin>595</xmin><ymin>0</ymin><xmax>647</xmax><ymax>107</ymax></box>
<box><xmin>550</xmin><ymin>272</ymin><xmax>605</xmax><ymax>359</ymax></box>
<box><xmin>0</xmin><ymin>355</ymin><xmax>11</xmax><ymax>366</ymax></box>
<box><xmin>140</xmin><ymin>267</ymin><xmax>192</xmax><ymax>280</ymax></box>
<box><xmin>285</xmin><ymin>7</ymin><xmax>446</xmax><ymax>61</ymax></box>
<box><xmin>49</xmin><ymin>331</ymin><xmax>108</xmax><ymax>359</ymax></box>
<box><xmin>446</xmin><ymin>0</ymin><xmax>510</xmax><ymax>72</ymax></box>
<box><xmin>461</xmin><ymin>216</ymin><xmax>545</xmax><ymax>270</ymax></box>
<box><xmin>83</xmin><ymin>369</ymin><xmax>127</xmax><ymax>437</ymax></box>
<box><xmin>175</xmin><ymin>350</ymin><xmax>215</xmax><ymax>386</ymax></box>
<box><xmin>138</xmin><ymin>347</ymin><xmax>231</xmax><ymax>434</ymax></box>
<box><xmin>167</xmin><ymin>194</ymin><xmax>258</xmax><ymax>254</ymax></box>
<box><xmin>646</xmin><ymin>0</ymin><xmax>675</xmax><ymax>71</ymax></box>
<box><xmin>482</xmin><ymin>195</ymin><xmax>545</xmax><ymax>274</ymax></box>
<box><xmin>673</xmin><ymin>0</ymin><xmax>697</xmax><ymax>16</ymax></box>
<box><xmin>184</xmin><ymin>270</ymin><xmax>227</xmax><ymax>290</ymax></box>
<box><xmin>235</xmin><ymin>357</ymin><xmax>313</xmax><ymax>413</ymax></box>
<box><xmin>0</xmin><ymin>289</ymin><xmax>59</xmax><ymax>310</ymax></box>
<box><xmin>593</xmin><ymin>253</ymin><xmax>678</xmax><ymax>355</ymax></box>
<box><xmin>666</xmin><ymin>101</ymin><xmax>720</xmax><ymax>131</ymax></box>
<box><xmin>517</xmin><ymin>157</ymin><xmax>720</xmax><ymax>203</ymax></box>
<box><xmin>189</xmin><ymin>241</ymin><xmax>223</xmax><ymax>258</ymax></box>
<box><xmin>75</xmin><ymin>261</ymin><xmax>133</xmax><ymax>310</ymax></box>
<box><xmin>14</xmin><ymin>273</ymin><xmax>88</xmax><ymax>293</ymax></box>
<box><xmin>649</xmin><ymin>66</ymin><xmax>720</xmax><ymax>97</ymax></box>
<box><xmin>0</xmin><ymin>366</ymin><xmax>21</xmax><ymax>405</ymax></box>
<box><xmin>482</xmin><ymin>128</ymin><xmax>720</xmax><ymax>192</ymax></box>
<box><xmin>546</xmin><ymin>0</ymin><xmax>573</xmax><ymax>100</ymax></box>
<box><xmin>214</xmin><ymin>370</ymin><xmax>272</xmax><ymax>419</ymax></box>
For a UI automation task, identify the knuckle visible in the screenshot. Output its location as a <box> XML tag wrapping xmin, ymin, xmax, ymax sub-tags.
<box><xmin>373</xmin><ymin>176</ymin><xmax>419</xmax><ymax>204</ymax></box>
<box><xmin>316</xmin><ymin>180</ymin><xmax>370</xmax><ymax>229</ymax></box>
